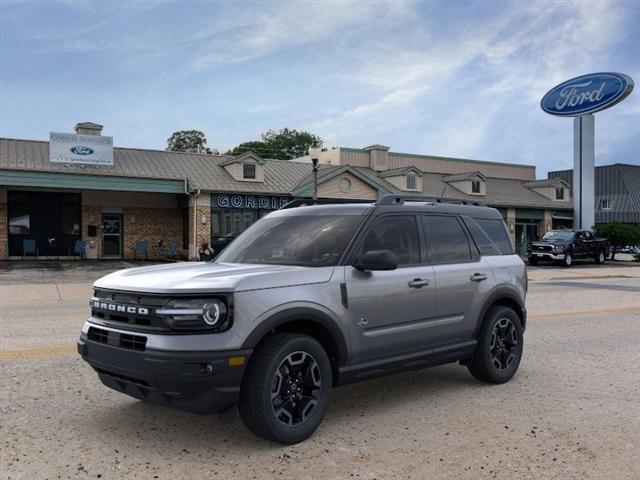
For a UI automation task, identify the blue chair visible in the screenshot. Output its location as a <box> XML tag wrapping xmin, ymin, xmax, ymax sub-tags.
<box><xmin>22</xmin><ymin>239</ymin><xmax>38</xmax><ymax>261</ymax></box>
<box><xmin>69</xmin><ymin>240</ymin><xmax>86</xmax><ymax>260</ymax></box>
<box><xmin>133</xmin><ymin>240</ymin><xmax>148</xmax><ymax>259</ymax></box>
<box><xmin>166</xmin><ymin>240</ymin><xmax>177</xmax><ymax>258</ymax></box>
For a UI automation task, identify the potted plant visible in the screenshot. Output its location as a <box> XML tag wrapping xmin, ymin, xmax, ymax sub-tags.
<box><xmin>198</xmin><ymin>242</ymin><xmax>214</xmax><ymax>261</ymax></box>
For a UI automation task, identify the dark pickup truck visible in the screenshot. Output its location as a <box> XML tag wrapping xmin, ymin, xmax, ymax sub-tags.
<box><xmin>528</xmin><ymin>230</ymin><xmax>609</xmax><ymax>267</ymax></box>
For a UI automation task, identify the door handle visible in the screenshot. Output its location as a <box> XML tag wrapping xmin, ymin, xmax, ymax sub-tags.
<box><xmin>408</xmin><ymin>278</ymin><xmax>430</xmax><ymax>288</ymax></box>
<box><xmin>470</xmin><ymin>273</ymin><xmax>487</xmax><ymax>282</ymax></box>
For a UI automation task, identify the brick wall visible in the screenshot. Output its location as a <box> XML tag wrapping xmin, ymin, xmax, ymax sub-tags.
<box><xmin>0</xmin><ymin>197</ymin><xmax>7</xmax><ymax>261</ymax></box>
<box><xmin>123</xmin><ymin>206</ymin><xmax>183</xmax><ymax>260</ymax></box>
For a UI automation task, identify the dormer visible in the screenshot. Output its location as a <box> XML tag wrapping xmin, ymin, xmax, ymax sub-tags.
<box><xmin>219</xmin><ymin>151</ymin><xmax>265</xmax><ymax>182</ymax></box>
<box><xmin>443</xmin><ymin>171</ymin><xmax>486</xmax><ymax>195</ymax></box>
<box><xmin>523</xmin><ymin>178</ymin><xmax>571</xmax><ymax>202</ymax></box>
<box><xmin>379</xmin><ymin>166</ymin><xmax>423</xmax><ymax>192</ymax></box>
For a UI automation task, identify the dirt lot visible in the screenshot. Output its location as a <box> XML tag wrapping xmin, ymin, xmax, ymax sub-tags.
<box><xmin>1</xmin><ymin>261</ymin><xmax>639</xmax><ymax>479</ymax></box>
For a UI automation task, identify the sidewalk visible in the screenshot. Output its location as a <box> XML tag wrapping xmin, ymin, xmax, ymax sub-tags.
<box><xmin>527</xmin><ymin>261</ymin><xmax>640</xmax><ymax>282</ymax></box>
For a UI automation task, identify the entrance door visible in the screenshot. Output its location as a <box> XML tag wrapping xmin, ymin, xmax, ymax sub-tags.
<box><xmin>102</xmin><ymin>214</ymin><xmax>123</xmax><ymax>259</ymax></box>
<box><xmin>515</xmin><ymin>223</ymin><xmax>539</xmax><ymax>257</ymax></box>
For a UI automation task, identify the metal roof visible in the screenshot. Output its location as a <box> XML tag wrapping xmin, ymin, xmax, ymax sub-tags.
<box><xmin>443</xmin><ymin>171</ymin><xmax>486</xmax><ymax>182</ymax></box>
<box><xmin>0</xmin><ymin>137</ymin><xmax>574</xmax><ymax>210</ymax></box>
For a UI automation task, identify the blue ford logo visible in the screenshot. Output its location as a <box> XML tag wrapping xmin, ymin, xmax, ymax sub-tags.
<box><xmin>541</xmin><ymin>72</ymin><xmax>633</xmax><ymax>116</ymax></box>
<box><xmin>70</xmin><ymin>146</ymin><xmax>95</xmax><ymax>155</ymax></box>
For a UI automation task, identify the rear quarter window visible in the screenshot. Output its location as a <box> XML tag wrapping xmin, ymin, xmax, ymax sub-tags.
<box><xmin>469</xmin><ymin>218</ymin><xmax>514</xmax><ymax>255</ymax></box>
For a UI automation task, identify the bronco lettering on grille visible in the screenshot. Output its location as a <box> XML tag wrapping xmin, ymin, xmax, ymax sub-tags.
<box><xmin>91</xmin><ymin>300</ymin><xmax>149</xmax><ymax>315</ymax></box>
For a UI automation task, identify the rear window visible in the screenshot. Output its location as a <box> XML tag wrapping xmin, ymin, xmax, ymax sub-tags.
<box><xmin>471</xmin><ymin>218</ymin><xmax>514</xmax><ymax>255</ymax></box>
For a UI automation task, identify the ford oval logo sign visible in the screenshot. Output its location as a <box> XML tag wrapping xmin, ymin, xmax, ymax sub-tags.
<box><xmin>70</xmin><ymin>145</ymin><xmax>95</xmax><ymax>155</ymax></box>
<box><xmin>541</xmin><ymin>72</ymin><xmax>633</xmax><ymax>116</ymax></box>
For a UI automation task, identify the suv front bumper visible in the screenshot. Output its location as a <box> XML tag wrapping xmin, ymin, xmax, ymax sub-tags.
<box><xmin>78</xmin><ymin>329</ymin><xmax>251</xmax><ymax>415</ymax></box>
<box><xmin>528</xmin><ymin>252</ymin><xmax>565</xmax><ymax>261</ymax></box>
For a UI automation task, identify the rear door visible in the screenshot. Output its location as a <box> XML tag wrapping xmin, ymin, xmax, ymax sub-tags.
<box><xmin>421</xmin><ymin>214</ymin><xmax>493</xmax><ymax>346</ymax></box>
<box><xmin>345</xmin><ymin>214</ymin><xmax>437</xmax><ymax>364</ymax></box>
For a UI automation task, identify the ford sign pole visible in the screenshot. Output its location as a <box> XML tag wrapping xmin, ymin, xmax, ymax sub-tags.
<box><xmin>541</xmin><ymin>72</ymin><xmax>634</xmax><ymax>230</ymax></box>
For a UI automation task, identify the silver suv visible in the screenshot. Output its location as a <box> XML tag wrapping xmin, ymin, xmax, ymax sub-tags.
<box><xmin>78</xmin><ymin>195</ymin><xmax>527</xmax><ymax>444</ymax></box>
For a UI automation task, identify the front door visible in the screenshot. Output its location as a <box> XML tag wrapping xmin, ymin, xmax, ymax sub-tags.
<box><xmin>346</xmin><ymin>214</ymin><xmax>437</xmax><ymax>364</ymax></box>
<box><xmin>102</xmin><ymin>214</ymin><xmax>123</xmax><ymax>259</ymax></box>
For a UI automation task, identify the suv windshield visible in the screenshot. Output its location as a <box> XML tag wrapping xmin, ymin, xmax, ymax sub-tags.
<box><xmin>542</xmin><ymin>231</ymin><xmax>574</xmax><ymax>241</ymax></box>
<box><xmin>215</xmin><ymin>214</ymin><xmax>364</xmax><ymax>267</ymax></box>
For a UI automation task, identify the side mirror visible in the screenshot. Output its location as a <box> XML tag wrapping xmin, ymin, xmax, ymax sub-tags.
<box><xmin>353</xmin><ymin>249</ymin><xmax>398</xmax><ymax>271</ymax></box>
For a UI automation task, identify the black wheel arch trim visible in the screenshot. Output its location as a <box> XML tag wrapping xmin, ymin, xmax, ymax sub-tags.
<box><xmin>241</xmin><ymin>307</ymin><xmax>349</xmax><ymax>367</ymax></box>
<box><xmin>475</xmin><ymin>285</ymin><xmax>526</xmax><ymax>335</ymax></box>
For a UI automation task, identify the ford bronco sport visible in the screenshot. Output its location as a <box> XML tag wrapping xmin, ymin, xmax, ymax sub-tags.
<box><xmin>78</xmin><ymin>195</ymin><xmax>527</xmax><ymax>444</ymax></box>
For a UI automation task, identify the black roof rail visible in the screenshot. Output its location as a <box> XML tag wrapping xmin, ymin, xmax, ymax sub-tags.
<box><xmin>375</xmin><ymin>194</ymin><xmax>486</xmax><ymax>207</ymax></box>
<box><xmin>280</xmin><ymin>198</ymin><xmax>373</xmax><ymax>209</ymax></box>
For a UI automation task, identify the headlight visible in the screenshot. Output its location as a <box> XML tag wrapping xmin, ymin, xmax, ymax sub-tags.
<box><xmin>157</xmin><ymin>298</ymin><xmax>229</xmax><ymax>332</ymax></box>
<box><xmin>555</xmin><ymin>245</ymin><xmax>565</xmax><ymax>253</ymax></box>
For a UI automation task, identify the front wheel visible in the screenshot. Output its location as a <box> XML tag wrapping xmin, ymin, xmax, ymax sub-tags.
<box><xmin>467</xmin><ymin>306</ymin><xmax>523</xmax><ymax>384</ymax></box>
<box><xmin>595</xmin><ymin>250</ymin><xmax>606</xmax><ymax>264</ymax></box>
<box><xmin>527</xmin><ymin>256</ymin><xmax>538</xmax><ymax>266</ymax></box>
<box><xmin>239</xmin><ymin>333</ymin><xmax>332</xmax><ymax>444</ymax></box>
<box><xmin>562</xmin><ymin>252</ymin><xmax>573</xmax><ymax>267</ymax></box>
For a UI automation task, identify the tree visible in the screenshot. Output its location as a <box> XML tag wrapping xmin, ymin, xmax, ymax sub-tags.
<box><xmin>167</xmin><ymin>130</ymin><xmax>217</xmax><ymax>154</ymax></box>
<box><xmin>593</xmin><ymin>222</ymin><xmax>640</xmax><ymax>260</ymax></box>
<box><xmin>226</xmin><ymin>128</ymin><xmax>322</xmax><ymax>160</ymax></box>
<box><xmin>225</xmin><ymin>141</ymin><xmax>269</xmax><ymax>157</ymax></box>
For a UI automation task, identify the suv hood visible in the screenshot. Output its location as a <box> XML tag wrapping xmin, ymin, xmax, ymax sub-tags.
<box><xmin>94</xmin><ymin>262</ymin><xmax>335</xmax><ymax>294</ymax></box>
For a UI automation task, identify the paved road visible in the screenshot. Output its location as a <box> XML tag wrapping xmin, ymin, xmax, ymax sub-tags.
<box><xmin>1</xmin><ymin>265</ymin><xmax>639</xmax><ymax>479</ymax></box>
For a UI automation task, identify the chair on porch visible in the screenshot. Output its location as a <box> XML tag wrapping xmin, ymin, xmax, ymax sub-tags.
<box><xmin>166</xmin><ymin>240</ymin><xmax>178</xmax><ymax>258</ymax></box>
<box><xmin>68</xmin><ymin>240</ymin><xmax>86</xmax><ymax>260</ymax></box>
<box><xmin>22</xmin><ymin>239</ymin><xmax>38</xmax><ymax>261</ymax></box>
<box><xmin>133</xmin><ymin>240</ymin><xmax>149</xmax><ymax>260</ymax></box>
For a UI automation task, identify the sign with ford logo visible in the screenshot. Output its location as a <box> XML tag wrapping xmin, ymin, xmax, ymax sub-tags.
<box><xmin>541</xmin><ymin>72</ymin><xmax>634</xmax><ymax>116</ymax></box>
<box><xmin>70</xmin><ymin>146</ymin><xmax>95</xmax><ymax>155</ymax></box>
<box><xmin>50</xmin><ymin>132</ymin><xmax>114</xmax><ymax>165</ymax></box>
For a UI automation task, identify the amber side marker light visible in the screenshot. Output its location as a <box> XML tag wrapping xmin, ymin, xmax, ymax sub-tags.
<box><xmin>228</xmin><ymin>356</ymin><xmax>246</xmax><ymax>367</ymax></box>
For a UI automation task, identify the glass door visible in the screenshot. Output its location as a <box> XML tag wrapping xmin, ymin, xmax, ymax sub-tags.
<box><xmin>515</xmin><ymin>222</ymin><xmax>539</xmax><ymax>257</ymax></box>
<box><xmin>102</xmin><ymin>213</ymin><xmax>123</xmax><ymax>259</ymax></box>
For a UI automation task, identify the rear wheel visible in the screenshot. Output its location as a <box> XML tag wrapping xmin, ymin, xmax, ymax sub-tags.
<box><xmin>239</xmin><ymin>333</ymin><xmax>332</xmax><ymax>444</ymax></box>
<box><xmin>468</xmin><ymin>306</ymin><xmax>523</xmax><ymax>384</ymax></box>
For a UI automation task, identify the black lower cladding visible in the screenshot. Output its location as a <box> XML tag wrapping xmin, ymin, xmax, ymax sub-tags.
<box><xmin>78</xmin><ymin>335</ymin><xmax>251</xmax><ymax>415</ymax></box>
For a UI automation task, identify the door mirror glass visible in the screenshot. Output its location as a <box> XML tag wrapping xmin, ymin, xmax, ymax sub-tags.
<box><xmin>354</xmin><ymin>249</ymin><xmax>398</xmax><ymax>271</ymax></box>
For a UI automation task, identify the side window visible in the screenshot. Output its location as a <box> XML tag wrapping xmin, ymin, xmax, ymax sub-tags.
<box><xmin>475</xmin><ymin>218</ymin><xmax>514</xmax><ymax>254</ymax></box>
<box><xmin>422</xmin><ymin>215</ymin><xmax>472</xmax><ymax>264</ymax></box>
<box><xmin>360</xmin><ymin>215</ymin><xmax>420</xmax><ymax>266</ymax></box>
<box><xmin>463</xmin><ymin>217</ymin><xmax>501</xmax><ymax>256</ymax></box>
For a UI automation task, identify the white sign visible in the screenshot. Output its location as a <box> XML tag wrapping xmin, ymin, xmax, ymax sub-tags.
<box><xmin>49</xmin><ymin>132</ymin><xmax>114</xmax><ymax>165</ymax></box>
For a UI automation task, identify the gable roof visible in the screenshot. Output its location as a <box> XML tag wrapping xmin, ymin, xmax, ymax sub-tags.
<box><xmin>218</xmin><ymin>151</ymin><xmax>266</xmax><ymax>166</ymax></box>
<box><xmin>378</xmin><ymin>166</ymin><xmax>423</xmax><ymax>178</ymax></box>
<box><xmin>291</xmin><ymin>164</ymin><xmax>398</xmax><ymax>196</ymax></box>
<box><xmin>523</xmin><ymin>178</ymin><xmax>568</xmax><ymax>188</ymax></box>
<box><xmin>443</xmin><ymin>171</ymin><xmax>486</xmax><ymax>182</ymax></box>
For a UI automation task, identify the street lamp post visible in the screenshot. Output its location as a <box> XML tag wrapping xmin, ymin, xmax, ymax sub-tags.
<box><xmin>308</xmin><ymin>144</ymin><xmax>321</xmax><ymax>202</ymax></box>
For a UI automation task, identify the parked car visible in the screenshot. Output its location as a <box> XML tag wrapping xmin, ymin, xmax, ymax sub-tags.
<box><xmin>78</xmin><ymin>195</ymin><xmax>527</xmax><ymax>444</ymax></box>
<box><xmin>527</xmin><ymin>230</ymin><xmax>609</xmax><ymax>267</ymax></box>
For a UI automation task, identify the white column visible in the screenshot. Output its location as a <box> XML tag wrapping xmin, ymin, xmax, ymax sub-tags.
<box><xmin>573</xmin><ymin>114</ymin><xmax>595</xmax><ymax>229</ymax></box>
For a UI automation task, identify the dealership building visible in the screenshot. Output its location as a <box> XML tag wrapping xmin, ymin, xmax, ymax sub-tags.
<box><xmin>1</xmin><ymin>122</ymin><xmax>577</xmax><ymax>261</ymax></box>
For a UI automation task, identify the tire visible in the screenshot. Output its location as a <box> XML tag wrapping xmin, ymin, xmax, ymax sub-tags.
<box><xmin>467</xmin><ymin>306</ymin><xmax>524</xmax><ymax>384</ymax></box>
<box><xmin>562</xmin><ymin>253</ymin><xmax>573</xmax><ymax>267</ymax></box>
<box><xmin>527</xmin><ymin>256</ymin><xmax>538</xmax><ymax>266</ymax></box>
<box><xmin>594</xmin><ymin>250</ymin><xmax>606</xmax><ymax>264</ymax></box>
<box><xmin>239</xmin><ymin>333</ymin><xmax>332</xmax><ymax>444</ymax></box>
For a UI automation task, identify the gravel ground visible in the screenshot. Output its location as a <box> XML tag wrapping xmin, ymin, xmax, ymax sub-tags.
<box><xmin>1</xmin><ymin>264</ymin><xmax>639</xmax><ymax>479</ymax></box>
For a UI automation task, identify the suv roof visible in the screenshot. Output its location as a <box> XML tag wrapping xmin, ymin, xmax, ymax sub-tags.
<box><xmin>278</xmin><ymin>195</ymin><xmax>504</xmax><ymax>220</ymax></box>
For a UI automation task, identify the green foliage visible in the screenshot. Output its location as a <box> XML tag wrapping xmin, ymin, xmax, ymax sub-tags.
<box><xmin>594</xmin><ymin>222</ymin><xmax>640</xmax><ymax>260</ymax></box>
<box><xmin>167</xmin><ymin>130</ymin><xmax>217</xmax><ymax>154</ymax></box>
<box><xmin>225</xmin><ymin>141</ymin><xmax>270</xmax><ymax>157</ymax></box>
<box><xmin>226</xmin><ymin>128</ymin><xmax>322</xmax><ymax>160</ymax></box>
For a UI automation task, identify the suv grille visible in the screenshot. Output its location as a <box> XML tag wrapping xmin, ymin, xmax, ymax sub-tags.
<box><xmin>91</xmin><ymin>289</ymin><xmax>171</xmax><ymax>332</ymax></box>
<box><xmin>88</xmin><ymin>326</ymin><xmax>147</xmax><ymax>351</ymax></box>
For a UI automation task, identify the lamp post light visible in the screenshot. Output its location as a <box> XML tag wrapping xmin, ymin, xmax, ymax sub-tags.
<box><xmin>308</xmin><ymin>144</ymin><xmax>322</xmax><ymax>201</ymax></box>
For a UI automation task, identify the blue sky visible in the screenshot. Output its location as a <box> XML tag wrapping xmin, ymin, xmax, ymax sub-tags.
<box><xmin>1</xmin><ymin>0</ymin><xmax>638</xmax><ymax>177</ymax></box>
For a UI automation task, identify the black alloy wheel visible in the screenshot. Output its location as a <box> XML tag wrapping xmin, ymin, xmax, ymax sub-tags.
<box><xmin>467</xmin><ymin>305</ymin><xmax>523</xmax><ymax>384</ymax></box>
<box><xmin>489</xmin><ymin>317</ymin><xmax>518</xmax><ymax>371</ymax></box>
<box><xmin>271</xmin><ymin>351</ymin><xmax>322</xmax><ymax>426</ymax></box>
<box><xmin>239</xmin><ymin>333</ymin><xmax>332</xmax><ymax>444</ymax></box>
